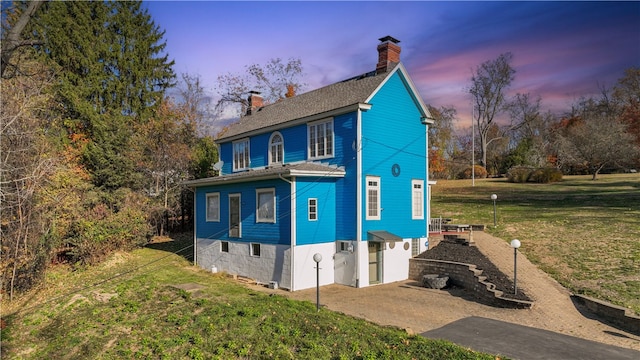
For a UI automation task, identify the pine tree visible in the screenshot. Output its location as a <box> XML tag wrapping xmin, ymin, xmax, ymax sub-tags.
<box><xmin>32</xmin><ymin>1</ymin><xmax>175</xmax><ymax>189</ymax></box>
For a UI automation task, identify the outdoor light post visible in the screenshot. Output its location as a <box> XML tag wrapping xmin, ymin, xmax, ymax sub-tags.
<box><xmin>313</xmin><ymin>253</ymin><xmax>322</xmax><ymax>311</ymax></box>
<box><xmin>510</xmin><ymin>239</ymin><xmax>521</xmax><ymax>295</ymax></box>
<box><xmin>491</xmin><ymin>194</ymin><xmax>498</xmax><ymax>227</ymax></box>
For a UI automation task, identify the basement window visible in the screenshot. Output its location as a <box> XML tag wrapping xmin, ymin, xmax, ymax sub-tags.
<box><xmin>250</xmin><ymin>243</ymin><xmax>261</xmax><ymax>257</ymax></box>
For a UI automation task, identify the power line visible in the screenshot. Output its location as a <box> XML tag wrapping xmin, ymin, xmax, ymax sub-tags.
<box><xmin>11</xmin><ymin>242</ymin><xmax>194</xmax><ymax>315</ymax></box>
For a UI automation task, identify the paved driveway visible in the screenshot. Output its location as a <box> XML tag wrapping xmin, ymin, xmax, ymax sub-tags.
<box><xmin>255</xmin><ymin>232</ymin><xmax>640</xmax><ymax>356</ymax></box>
<box><xmin>422</xmin><ymin>316</ymin><xmax>640</xmax><ymax>360</ymax></box>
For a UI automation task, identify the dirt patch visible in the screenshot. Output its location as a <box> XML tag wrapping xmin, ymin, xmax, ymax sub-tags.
<box><xmin>417</xmin><ymin>238</ymin><xmax>531</xmax><ymax>301</ymax></box>
<box><xmin>64</xmin><ymin>294</ymin><xmax>88</xmax><ymax>308</ymax></box>
<box><xmin>102</xmin><ymin>252</ymin><xmax>131</xmax><ymax>268</ymax></box>
<box><xmin>92</xmin><ymin>291</ymin><xmax>118</xmax><ymax>303</ymax></box>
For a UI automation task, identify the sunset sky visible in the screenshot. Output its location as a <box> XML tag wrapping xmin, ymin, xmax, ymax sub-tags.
<box><xmin>145</xmin><ymin>1</ymin><xmax>640</xmax><ymax>128</ymax></box>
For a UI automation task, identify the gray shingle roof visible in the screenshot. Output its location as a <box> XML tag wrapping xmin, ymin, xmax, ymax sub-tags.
<box><xmin>218</xmin><ymin>65</ymin><xmax>398</xmax><ymax>141</ymax></box>
<box><xmin>183</xmin><ymin>162</ymin><xmax>345</xmax><ymax>187</ymax></box>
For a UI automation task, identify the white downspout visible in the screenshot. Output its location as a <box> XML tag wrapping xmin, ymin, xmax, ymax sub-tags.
<box><xmin>192</xmin><ymin>187</ymin><xmax>197</xmax><ymax>266</ymax></box>
<box><xmin>356</xmin><ymin>108</ymin><xmax>363</xmax><ymax>288</ymax></box>
<box><xmin>425</xmin><ymin>122</ymin><xmax>429</xmax><ymax>243</ymax></box>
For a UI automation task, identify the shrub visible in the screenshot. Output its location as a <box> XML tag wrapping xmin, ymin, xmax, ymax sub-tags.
<box><xmin>507</xmin><ymin>166</ymin><xmax>534</xmax><ymax>183</ymax></box>
<box><xmin>458</xmin><ymin>165</ymin><xmax>488</xmax><ymax>179</ymax></box>
<box><xmin>529</xmin><ymin>168</ymin><xmax>563</xmax><ymax>183</ymax></box>
<box><xmin>65</xmin><ymin>189</ymin><xmax>152</xmax><ymax>265</ymax></box>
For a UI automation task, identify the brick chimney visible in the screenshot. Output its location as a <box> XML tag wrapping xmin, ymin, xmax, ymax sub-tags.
<box><xmin>246</xmin><ymin>91</ymin><xmax>263</xmax><ymax>115</ymax></box>
<box><xmin>376</xmin><ymin>36</ymin><xmax>401</xmax><ymax>74</ymax></box>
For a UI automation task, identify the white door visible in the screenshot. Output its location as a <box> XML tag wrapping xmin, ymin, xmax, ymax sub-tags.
<box><xmin>368</xmin><ymin>242</ymin><xmax>381</xmax><ymax>284</ymax></box>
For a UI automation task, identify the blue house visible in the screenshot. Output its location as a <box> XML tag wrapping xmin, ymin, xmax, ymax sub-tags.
<box><xmin>185</xmin><ymin>36</ymin><xmax>435</xmax><ymax>291</ymax></box>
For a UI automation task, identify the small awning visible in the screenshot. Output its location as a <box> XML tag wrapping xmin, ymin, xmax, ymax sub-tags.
<box><xmin>367</xmin><ymin>230</ymin><xmax>403</xmax><ymax>242</ymax></box>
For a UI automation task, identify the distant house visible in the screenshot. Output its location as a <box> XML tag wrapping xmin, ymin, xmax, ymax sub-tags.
<box><xmin>184</xmin><ymin>36</ymin><xmax>435</xmax><ymax>291</ymax></box>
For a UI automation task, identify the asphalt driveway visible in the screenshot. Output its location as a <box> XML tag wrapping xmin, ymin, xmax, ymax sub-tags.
<box><xmin>422</xmin><ymin>316</ymin><xmax>640</xmax><ymax>360</ymax></box>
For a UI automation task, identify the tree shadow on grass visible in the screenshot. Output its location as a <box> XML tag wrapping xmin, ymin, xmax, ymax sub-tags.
<box><xmin>145</xmin><ymin>232</ymin><xmax>194</xmax><ymax>262</ymax></box>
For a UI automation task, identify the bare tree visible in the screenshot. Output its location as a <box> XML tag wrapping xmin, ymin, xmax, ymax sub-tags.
<box><xmin>469</xmin><ymin>52</ymin><xmax>515</xmax><ymax>168</ymax></box>
<box><xmin>0</xmin><ymin>60</ymin><xmax>57</xmax><ymax>298</ymax></box>
<box><xmin>556</xmin><ymin>112</ymin><xmax>638</xmax><ymax>180</ymax></box>
<box><xmin>612</xmin><ymin>67</ymin><xmax>640</xmax><ymax>149</ymax></box>
<box><xmin>215</xmin><ymin>58</ymin><xmax>305</xmax><ymax>118</ymax></box>
<box><xmin>507</xmin><ymin>93</ymin><xmax>552</xmax><ymax>167</ymax></box>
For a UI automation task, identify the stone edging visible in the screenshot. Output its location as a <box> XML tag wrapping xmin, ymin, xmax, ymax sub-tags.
<box><xmin>571</xmin><ymin>294</ymin><xmax>640</xmax><ymax>336</ymax></box>
<box><xmin>408</xmin><ymin>258</ymin><xmax>534</xmax><ymax>309</ymax></box>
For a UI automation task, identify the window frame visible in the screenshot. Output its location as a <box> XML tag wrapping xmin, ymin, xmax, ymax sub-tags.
<box><xmin>250</xmin><ymin>243</ymin><xmax>261</xmax><ymax>257</ymax></box>
<box><xmin>229</xmin><ymin>193</ymin><xmax>242</xmax><ymax>238</ymax></box>
<box><xmin>256</xmin><ymin>188</ymin><xmax>276</xmax><ymax>223</ymax></box>
<box><xmin>366</xmin><ymin>176</ymin><xmax>381</xmax><ymax>220</ymax></box>
<box><xmin>221</xmin><ymin>241</ymin><xmax>229</xmax><ymax>253</ymax></box>
<box><xmin>268</xmin><ymin>131</ymin><xmax>284</xmax><ymax>165</ymax></box>
<box><xmin>412</xmin><ymin>179</ymin><xmax>424</xmax><ymax>219</ymax></box>
<box><xmin>205</xmin><ymin>192</ymin><xmax>220</xmax><ymax>222</ymax></box>
<box><xmin>308</xmin><ymin>198</ymin><xmax>318</xmax><ymax>221</ymax></box>
<box><xmin>411</xmin><ymin>238</ymin><xmax>420</xmax><ymax>257</ymax></box>
<box><xmin>232</xmin><ymin>138</ymin><xmax>250</xmax><ymax>171</ymax></box>
<box><xmin>307</xmin><ymin>118</ymin><xmax>334</xmax><ymax>160</ymax></box>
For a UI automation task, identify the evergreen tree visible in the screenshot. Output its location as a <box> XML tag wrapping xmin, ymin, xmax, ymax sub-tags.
<box><xmin>32</xmin><ymin>1</ymin><xmax>175</xmax><ymax>189</ymax></box>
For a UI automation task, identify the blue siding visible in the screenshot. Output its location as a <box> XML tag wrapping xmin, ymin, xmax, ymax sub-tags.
<box><xmin>219</xmin><ymin>112</ymin><xmax>357</xmax><ymax>173</ymax></box>
<box><xmin>195</xmin><ymin>179</ymin><xmax>291</xmax><ymax>245</ymax></box>
<box><xmin>220</xmin><ymin>142</ymin><xmax>233</xmax><ymax>174</ymax></box>
<box><xmin>281</xmin><ymin>127</ymin><xmax>306</xmax><ymax>163</ymax></box>
<box><xmin>295</xmin><ymin>178</ymin><xmax>337</xmax><ymax>245</ymax></box>
<box><xmin>333</xmin><ymin>112</ymin><xmax>358</xmax><ymax>239</ymax></box>
<box><xmin>251</xmin><ymin>134</ymin><xmax>269</xmax><ymax>167</ymax></box>
<box><xmin>360</xmin><ymin>72</ymin><xmax>428</xmax><ymax>239</ymax></box>
<box><xmin>211</xmin><ymin>73</ymin><xmax>427</xmax><ymax>244</ymax></box>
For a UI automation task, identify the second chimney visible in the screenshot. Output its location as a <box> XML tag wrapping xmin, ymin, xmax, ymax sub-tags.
<box><xmin>376</xmin><ymin>36</ymin><xmax>401</xmax><ymax>74</ymax></box>
<box><xmin>246</xmin><ymin>91</ymin><xmax>263</xmax><ymax>115</ymax></box>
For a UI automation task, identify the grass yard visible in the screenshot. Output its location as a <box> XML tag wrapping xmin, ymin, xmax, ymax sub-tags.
<box><xmin>431</xmin><ymin>173</ymin><xmax>640</xmax><ymax>314</ymax></box>
<box><xmin>1</xmin><ymin>237</ymin><xmax>500</xmax><ymax>360</ymax></box>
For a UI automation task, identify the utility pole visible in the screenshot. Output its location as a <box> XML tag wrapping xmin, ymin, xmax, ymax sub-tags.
<box><xmin>472</xmin><ymin>103</ymin><xmax>475</xmax><ymax>187</ymax></box>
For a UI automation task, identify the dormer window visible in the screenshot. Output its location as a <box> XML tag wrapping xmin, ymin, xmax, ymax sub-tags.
<box><xmin>308</xmin><ymin>118</ymin><xmax>334</xmax><ymax>160</ymax></box>
<box><xmin>233</xmin><ymin>138</ymin><xmax>250</xmax><ymax>171</ymax></box>
<box><xmin>269</xmin><ymin>132</ymin><xmax>284</xmax><ymax>165</ymax></box>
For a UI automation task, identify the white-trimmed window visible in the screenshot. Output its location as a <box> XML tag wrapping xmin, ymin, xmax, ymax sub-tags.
<box><xmin>411</xmin><ymin>238</ymin><xmax>420</xmax><ymax>257</ymax></box>
<box><xmin>250</xmin><ymin>243</ymin><xmax>261</xmax><ymax>257</ymax></box>
<box><xmin>366</xmin><ymin>176</ymin><xmax>381</xmax><ymax>220</ymax></box>
<box><xmin>308</xmin><ymin>198</ymin><xmax>318</xmax><ymax>221</ymax></box>
<box><xmin>206</xmin><ymin>193</ymin><xmax>220</xmax><ymax>222</ymax></box>
<box><xmin>412</xmin><ymin>179</ymin><xmax>424</xmax><ymax>219</ymax></box>
<box><xmin>233</xmin><ymin>138</ymin><xmax>250</xmax><ymax>171</ymax></box>
<box><xmin>221</xmin><ymin>241</ymin><xmax>229</xmax><ymax>253</ymax></box>
<box><xmin>256</xmin><ymin>188</ymin><xmax>276</xmax><ymax>223</ymax></box>
<box><xmin>308</xmin><ymin>119</ymin><xmax>334</xmax><ymax>159</ymax></box>
<box><xmin>269</xmin><ymin>132</ymin><xmax>284</xmax><ymax>165</ymax></box>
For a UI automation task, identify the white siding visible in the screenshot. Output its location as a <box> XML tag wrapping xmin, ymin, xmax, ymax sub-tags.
<box><xmin>292</xmin><ymin>242</ymin><xmax>335</xmax><ymax>291</ymax></box>
<box><xmin>383</xmin><ymin>239</ymin><xmax>412</xmax><ymax>283</ymax></box>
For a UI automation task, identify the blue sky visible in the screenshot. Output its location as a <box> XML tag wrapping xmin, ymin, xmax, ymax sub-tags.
<box><xmin>145</xmin><ymin>1</ymin><xmax>640</xmax><ymax>127</ymax></box>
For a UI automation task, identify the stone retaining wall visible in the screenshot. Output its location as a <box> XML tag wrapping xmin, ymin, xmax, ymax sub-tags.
<box><xmin>572</xmin><ymin>295</ymin><xmax>640</xmax><ymax>336</ymax></box>
<box><xmin>409</xmin><ymin>258</ymin><xmax>533</xmax><ymax>309</ymax></box>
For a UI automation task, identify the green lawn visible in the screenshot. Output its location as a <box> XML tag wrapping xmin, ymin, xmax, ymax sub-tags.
<box><xmin>1</xmin><ymin>239</ymin><xmax>501</xmax><ymax>360</ymax></box>
<box><xmin>431</xmin><ymin>173</ymin><xmax>640</xmax><ymax>314</ymax></box>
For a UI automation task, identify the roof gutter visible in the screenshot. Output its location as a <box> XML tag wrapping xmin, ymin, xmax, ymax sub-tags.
<box><xmin>218</xmin><ymin>103</ymin><xmax>372</xmax><ymax>143</ymax></box>
<box><xmin>183</xmin><ymin>169</ymin><xmax>345</xmax><ymax>188</ymax></box>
